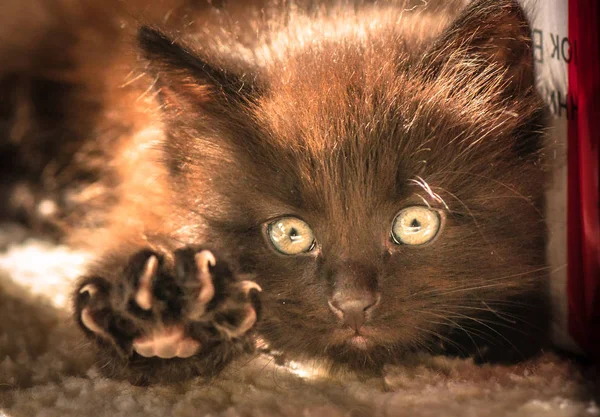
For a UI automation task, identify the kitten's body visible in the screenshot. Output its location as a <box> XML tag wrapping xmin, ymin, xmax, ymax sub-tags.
<box><xmin>0</xmin><ymin>0</ymin><xmax>550</xmax><ymax>384</ymax></box>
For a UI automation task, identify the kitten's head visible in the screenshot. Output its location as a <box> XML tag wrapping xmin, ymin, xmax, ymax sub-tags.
<box><xmin>140</xmin><ymin>0</ymin><xmax>549</xmax><ymax>368</ymax></box>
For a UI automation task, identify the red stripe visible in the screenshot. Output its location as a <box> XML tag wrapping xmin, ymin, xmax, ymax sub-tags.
<box><xmin>567</xmin><ymin>0</ymin><xmax>600</xmax><ymax>361</ymax></box>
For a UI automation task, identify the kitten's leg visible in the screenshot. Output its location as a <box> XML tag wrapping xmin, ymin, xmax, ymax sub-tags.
<box><xmin>74</xmin><ymin>246</ymin><xmax>261</xmax><ymax>385</ymax></box>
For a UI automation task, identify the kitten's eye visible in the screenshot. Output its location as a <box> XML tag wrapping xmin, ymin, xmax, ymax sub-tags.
<box><xmin>391</xmin><ymin>207</ymin><xmax>440</xmax><ymax>246</ymax></box>
<box><xmin>268</xmin><ymin>217</ymin><xmax>316</xmax><ymax>255</ymax></box>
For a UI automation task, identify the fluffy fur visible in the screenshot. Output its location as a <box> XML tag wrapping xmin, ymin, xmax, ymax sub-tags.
<box><xmin>0</xmin><ymin>0</ymin><xmax>551</xmax><ymax>384</ymax></box>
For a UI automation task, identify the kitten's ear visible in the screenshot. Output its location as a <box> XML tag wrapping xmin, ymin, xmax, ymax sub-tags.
<box><xmin>137</xmin><ymin>26</ymin><xmax>261</xmax><ymax>111</ymax></box>
<box><xmin>424</xmin><ymin>0</ymin><xmax>534</xmax><ymax>95</ymax></box>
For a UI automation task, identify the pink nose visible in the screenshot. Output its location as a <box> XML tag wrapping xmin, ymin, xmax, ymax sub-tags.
<box><xmin>329</xmin><ymin>297</ymin><xmax>378</xmax><ymax>332</ymax></box>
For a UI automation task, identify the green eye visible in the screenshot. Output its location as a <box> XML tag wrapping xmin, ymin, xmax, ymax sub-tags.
<box><xmin>268</xmin><ymin>217</ymin><xmax>316</xmax><ymax>255</ymax></box>
<box><xmin>391</xmin><ymin>206</ymin><xmax>440</xmax><ymax>246</ymax></box>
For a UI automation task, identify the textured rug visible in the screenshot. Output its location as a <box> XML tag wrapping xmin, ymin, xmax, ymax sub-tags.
<box><xmin>0</xmin><ymin>226</ymin><xmax>598</xmax><ymax>417</ymax></box>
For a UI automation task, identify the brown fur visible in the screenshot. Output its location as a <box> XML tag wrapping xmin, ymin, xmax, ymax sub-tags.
<box><xmin>0</xmin><ymin>0</ymin><xmax>551</xmax><ymax>383</ymax></box>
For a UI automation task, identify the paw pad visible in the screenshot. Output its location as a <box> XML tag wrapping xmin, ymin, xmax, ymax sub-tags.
<box><xmin>76</xmin><ymin>248</ymin><xmax>262</xmax><ymax>364</ymax></box>
<box><xmin>132</xmin><ymin>325</ymin><xmax>200</xmax><ymax>359</ymax></box>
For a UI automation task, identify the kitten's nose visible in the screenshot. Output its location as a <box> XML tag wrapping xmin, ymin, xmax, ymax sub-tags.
<box><xmin>329</xmin><ymin>297</ymin><xmax>378</xmax><ymax>332</ymax></box>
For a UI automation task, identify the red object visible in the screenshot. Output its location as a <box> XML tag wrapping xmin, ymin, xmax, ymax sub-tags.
<box><xmin>567</xmin><ymin>0</ymin><xmax>600</xmax><ymax>361</ymax></box>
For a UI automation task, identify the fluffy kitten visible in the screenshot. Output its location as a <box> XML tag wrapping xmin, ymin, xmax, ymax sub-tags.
<box><xmin>0</xmin><ymin>0</ymin><xmax>550</xmax><ymax>385</ymax></box>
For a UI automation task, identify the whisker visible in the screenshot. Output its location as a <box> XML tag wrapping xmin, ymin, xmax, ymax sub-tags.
<box><xmin>464</xmin><ymin>301</ymin><xmax>547</xmax><ymax>331</ymax></box>
<box><xmin>444</xmin><ymin>304</ymin><xmax>518</xmax><ymax>324</ymax></box>
<box><xmin>430</xmin><ymin>185</ymin><xmax>490</xmax><ymax>245</ymax></box>
<box><xmin>409</xmin><ymin>177</ymin><xmax>449</xmax><ymax>210</ymax></box>
<box><xmin>424</xmin><ymin>307</ymin><xmax>537</xmax><ymax>335</ymax></box>
<box><xmin>425</xmin><ymin>308</ymin><xmax>523</xmax><ymax>355</ymax></box>
<box><xmin>438</xmin><ymin>170</ymin><xmax>543</xmax><ymax>217</ymax></box>
<box><xmin>425</xmin><ymin>318</ymin><xmax>500</xmax><ymax>347</ymax></box>
<box><xmin>420</xmin><ymin>312</ymin><xmax>484</xmax><ymax>356</ymax></box>
<box><xmin>435</xmin><ymin>280</ymin><xmax>534</xmax><ymax>296</ymax></box>
<box><xmin>405</xmin><ymin>265</ymin><xmax>553</xmax><ymax>300</ymax></box>
<box><xmin>412</xmin><ymin>338</ymin><xmax>434</xmax><ymax>354</ymax></box>
<box><xmin>414</xmin><ymin>326</ymin><xmax>468</xmax><ymax>356</ymax></box>
<box><xmin>471</xmin><ymin>298</ymin><xmax>547</xmax><ymax>308</ymax></box>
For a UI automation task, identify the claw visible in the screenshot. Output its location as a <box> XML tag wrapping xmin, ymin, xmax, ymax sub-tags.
<box><xmin>79</xmin><ymin>284</ymin><xmax>108</xmax><ymax>338</ymax></box>
<box><xmin>238</xmin><ymin>280</ymin><xmax>262</xmax><ymax>295</ymax></box>
<box><xmin>236</xmin><ymin>306</ymin><xmax>258</xmax><ymax>335</ymax></box>
<box><xmin>79</xmin><ymin>284</ymin><xmax>98</xmax><ymax>297</ymax></box>
<box><xmin>216</xmin><ymin>306</ymin><xmax>257</xmax><ymax>339</ymax></box>
<box><xmin>197</xmin><ymin>250</ymin><xmax>217</xmax><ymax>269</ymax></box>
<box><xmin>80</xmin><ymin>307</ymin><xmax>111</xmax><ymax>339</ymax></box>
<box><xmin>196</xmin><ymin>251</ymin><xmax>216</xmax><ymax>305</ymax></box>
<box><xmin>135</xmin><ymin>255</ymin><xmax>158</xmax><ymax>310</ymax></box>
<box><xmin>188</xmin><ymin>251</ymin><xmax>216</xmax><ymax>320</ymax></box>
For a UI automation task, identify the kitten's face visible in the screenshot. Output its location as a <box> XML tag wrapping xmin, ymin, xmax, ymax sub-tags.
<box><xmin>226</xmin><ymin>66</ymin><xmax>547</xmax><ymax>367</ymax></box>
<box><xmin>143</xmin><ymin>0</ymin><xmax>549</xmax><ymax>367</ymax></box>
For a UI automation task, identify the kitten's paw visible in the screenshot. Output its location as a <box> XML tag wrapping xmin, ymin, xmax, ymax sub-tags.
<box><xmin>74</xmin><ymin>248</ymin><xmax>261</xmax><ymax>384</ymax></box>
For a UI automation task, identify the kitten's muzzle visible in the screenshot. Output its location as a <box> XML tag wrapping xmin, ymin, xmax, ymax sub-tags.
<box><xmin>328</xmin><ymin>295</ymin><xmax>380</xmax><ymax>333</ymax></box>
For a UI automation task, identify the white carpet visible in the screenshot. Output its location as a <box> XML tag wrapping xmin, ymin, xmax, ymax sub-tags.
<box><xmin>0</xmin><ymin>226</ymin><xmax>598</xmax><ymax>417</ymax></box>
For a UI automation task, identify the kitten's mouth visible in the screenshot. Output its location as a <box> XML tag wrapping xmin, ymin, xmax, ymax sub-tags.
<box><xmin>331</xmin><ymin>328</ymin><xmax>377</xmax><ymax>350</ymax></box>
<box><xmin>347</xmin><ymin>335</ymin><xmax>370</xmax><ymax>350</ymax></box>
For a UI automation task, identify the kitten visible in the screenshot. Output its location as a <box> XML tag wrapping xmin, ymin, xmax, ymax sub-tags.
<box><xmin>0</xmin><ymin>0</ymin><xmax>550</xmax><ymax>385</ymax></box>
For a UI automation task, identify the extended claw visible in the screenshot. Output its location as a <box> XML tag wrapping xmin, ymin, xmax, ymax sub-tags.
<box><xmin>79</xmin><ymin>283</ymin><xmax>98</xmax><ymax>297</ymax></box>
<box><xmin>216</xmin><ymin>305</ymin><xmax>257</xmax><ymax>339</ymax></box>
<box><xmin>236</xmin><ymin>306</ymin><xmax>258</xmax><ymax>335</ymax></box>
<box><xmin>238</xmin><ymin>280</ymin><xmax>262</xmax><ymax>295</ymax></box>
<box><xmin>196</xmin><ymin>250</ymin><xmax>216</xmax><ymax>304</ymax></box>
<box><xmin>78</xmin><ymin>283</ymin><xmax>110</xmax><ymax>338</ymax></box>
<box><xmin>135</xmin><ymin>255</ymin><xmax>158</xmax><ymax>311</ymax></box>
<box><xmin>80</xmin><ymin>306</ymin><xmax>111</xmax><ymax>340</ymax></box>
<box><xmin>188</xmin><ymin>251</ymin><xmax>216</xmax><ymax>320</ymax></box>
